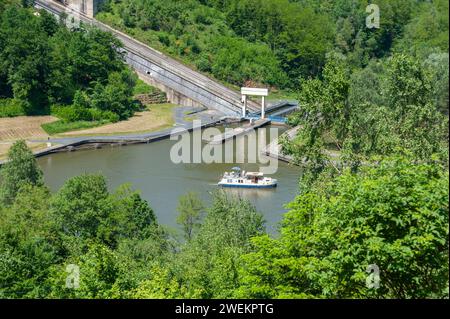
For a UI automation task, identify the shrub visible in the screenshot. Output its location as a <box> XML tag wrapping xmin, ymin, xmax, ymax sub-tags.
<box><xmin>50</xmin><ymin>105</ymin><xmax>92</xmax><ymax>122</ymax></box>
<box><xmin>195</xmin><ymin>53</ymin><xmax>212</xmax><ymax>72</ymax></box>
<box><xmin>0</xmin><ymin>99</ymin><xmax>25</xmax><ymax>117</ymax></box>
<box><xmin>100</xmin><ymin>110</ymin><xmax>120</xmax><ymax>123</ymax></box>
<box><xmin>51</xmin><ymin>105</ymin><xmax>121</xmax><ymax>123</ymax></box>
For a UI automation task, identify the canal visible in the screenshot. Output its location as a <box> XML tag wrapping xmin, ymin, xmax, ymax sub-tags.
<box><xmin>37</xmin><ymin>125</ymin><xmax>302</xmax><ymax>234</ymax></box>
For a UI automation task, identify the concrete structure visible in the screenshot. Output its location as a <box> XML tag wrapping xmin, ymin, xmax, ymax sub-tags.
<box><xmin>57</xmin><ymin>0</ymin><xmax>103</xmax><ymax>18</ymax></box>
<box><xmin>203</xmin><ymin>119</ymin><xmax>271</xmax><ymax>144</ymax></box>
<box><xmin>36</xmin><ymin>0</ymin><xmax>260</xmax><ymax>116</ymax></box>
<box><xmin>241</xmin><ymin>87</ymin><xmax>269</xmax><ymax>119</ymax></box>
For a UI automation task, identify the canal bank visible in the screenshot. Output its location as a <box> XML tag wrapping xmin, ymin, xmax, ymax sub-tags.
<box><xmin>36</xmin><ymin>125</ymin><xmax>302</xmax><ymax>235</ymax></box>
<box><xmin>0</xmin><ymin>106</ymin><xmax>302</xmax><ymax>234</ymax></box>
<box><xmin>0</xmin><ymin>105</ymin><xmax>228</xmax><ymax>166</ymax></box>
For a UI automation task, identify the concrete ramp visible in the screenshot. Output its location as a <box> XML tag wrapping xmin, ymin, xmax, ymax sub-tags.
<box><xmin>35</xmin><ymin>0</ymin><xmax>261</xmax><ymax>116</ymax></box>
<box><xmin>204</xmin><ymin>119</ymin><xmax>271</xmax><ymax>144</ymax></box>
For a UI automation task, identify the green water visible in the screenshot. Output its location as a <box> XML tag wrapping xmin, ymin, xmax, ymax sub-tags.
<box><xmin>37</xmin><ymin>126</ymin><xmax>302</xmax><ymax>234</ymax></box>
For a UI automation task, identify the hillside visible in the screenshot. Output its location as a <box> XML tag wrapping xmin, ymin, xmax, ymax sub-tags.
<box><xmin>97</xmin><ymin>0</ymin><xmax>448</xmax><ymax>92</ymax></box>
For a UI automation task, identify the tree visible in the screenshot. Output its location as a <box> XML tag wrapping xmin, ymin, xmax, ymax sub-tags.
<box><xmin>223</xmin><ymin>0</ymin><xmax>334</xmax><ymax>84</ymax></box>
<box><xmin>383</xmin><ymin>54</ymin><xmax>448</xmax><ymax>159</ymax></box>
<box><xmin>132</xmin><ymin>266</ymin><xmax>188</xmax><ymax>299</ymax></box>
<box><xmin>173</xmin><ymin>191</ymin><xmax>265</xmax><ymax>298</ymax></box>
<box><xmin>90</xmin><ymin>69</ymin><xmax>137</xmax><ymax>120</ymax></box>
<box><xmin>283</xmin><ymin>53</ymin><xmax>448</xmax><ymax>176</ymax></box>
<box><xmin>0</xmin><ymin>140</ymin><xmax>44</xmax><ymax>205</ymax></box>
<box><xmin>51</xmin><ymin>174</ymin><xmax>110</xmax><ymax>243</ymax></box>
<box><xmin>0</xmin><ymin>185</ymin><xmax>58</xmax><ymax>298</ymax></box>
<box><xmin>51</xmin><ymin>174</ymin><xmax>161</xmax><ymax>251</ymax></box>
<box><xmin>1</xmin><ymin>3</ymin><xmax>139</xmax><ymax>119</ymax></box>
<box><xmin>102</xmin><ymin>184</ymin><xmax>158</xmax><ymax>242</ymax></box>
<box><xmin>236</xmin><ymin>156</ymin><xmax>449</xmax><ymax>298</ymax></box>
<box><xmin>45</xmin><ymin>243</ymin><xmax>128</xmax><ymax>299</ymax></box>
<box><xmin>176</xmin><ymin>192</ymin><xmax>204</xmax><ymax>241</ymax></box>
<box><xmin>208</xmin><ymin>35</ymin><xmax>288</xmax><ymax>87</ymax></box>
<box><xmin>282</xmin><ymin>56</ymin><xmax>350</xmax><ymax>171</ymax></box>
<box><xmin>132</xmin><ymin>192</ymin><xmax>265</xmax><ymax>299</ymax></box>
<box><xmin>0</xmin><ymin>5</ymin><xmax>51</xmax><ymax>113</ymax></box>
<box><xmin>395</xmin><ymin>0</ymin><xmax>449</xmax><ymax>56</ymax></box>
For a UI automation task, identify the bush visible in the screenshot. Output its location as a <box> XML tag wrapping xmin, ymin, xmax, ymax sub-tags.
<box><xmin>99</xmin><ymin>110</ymin><xmax>120</xmax><ymax>123</ymax></box>
<box><xmin>0</xmin><ymin>99</ymin><xmax>25</xmax><ymax>117</ymax></box>
<box><xmin>50</xmin><ymin>105</ymin><xmax>91</xmax><ymax>122</ymax></box>
<box><xmin>51</xmin><ymin>104</ymin><xmax>121</xmax><ymax>123</ymax></box>
<box><xmin>195</xmin><ymin>53</ymin><xmax>212</xmax><ymax>72</ymax></box>
<box><xmin>90</xmin><ymin>70</ymin><xmax>137</xmax><ymax>120</ymax></box>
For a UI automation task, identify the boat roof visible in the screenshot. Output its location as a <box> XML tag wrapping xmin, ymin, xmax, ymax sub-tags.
<box><xmin>245</xmin><ymin>172</ymin><xmax>264</xmax><ymax>177</ymax></box>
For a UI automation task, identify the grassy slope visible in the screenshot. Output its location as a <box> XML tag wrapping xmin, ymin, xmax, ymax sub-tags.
<box><xmin>54</xmin><ymin>103</ymin><xmax>177</xmax><ymax>137</ymax></box>
<box><xmin>41</xmin><ymin>120</ymin><xmax>111</xmax><ymax>135</ymax></box>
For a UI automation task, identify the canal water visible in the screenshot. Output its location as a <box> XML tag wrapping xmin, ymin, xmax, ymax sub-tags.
<box><xmin>37</xmin><ymin>126</ymin><xmax>302</xmax><ymax>234</ymax></box>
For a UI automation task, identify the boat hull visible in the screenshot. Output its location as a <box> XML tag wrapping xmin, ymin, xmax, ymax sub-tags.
<box><xmin>218</xmin><ymin>183</ymin><xmax>277</xmax><ymax>189</ymax></box>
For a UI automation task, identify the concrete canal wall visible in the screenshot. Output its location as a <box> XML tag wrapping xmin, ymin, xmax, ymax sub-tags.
<box><xmin>35</xmin><ymin>0</ymin><xmax>260</xmax><ymax>116</ymax></box>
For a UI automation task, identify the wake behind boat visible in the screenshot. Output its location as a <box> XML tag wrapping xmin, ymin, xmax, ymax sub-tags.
<box><xmin>218</xmin><ymin>167</ymin><xmax>277</xmax><ymax>188</ymax></box>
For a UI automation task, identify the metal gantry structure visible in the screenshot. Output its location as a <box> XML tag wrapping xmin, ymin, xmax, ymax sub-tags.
<box><xmin>241</xmin><ymin>87</ymin><xmax>269</xmax><ymax>119</ymax></box>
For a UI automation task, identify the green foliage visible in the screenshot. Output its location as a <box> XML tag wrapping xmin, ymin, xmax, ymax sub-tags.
<box><xmin>41</xmin><ymin>119</ymin><xmax>111</xmax><ymax>135</ymax></box>
<box><xmin>133</xmin><ymin>191</ymin><xmax>265</xmax><ymax>299</ymax></box>
<box><xmin>0</xmin><ymin>4</ymin><xmax>139</xmax><ymax>121</ymax></box>
<box><xmin>176</xmin><ymin>192</ymin><xmax>204</xmax><ymax>241</ymax></box>
<box><xmin>223</xmin><ymin>0</ymin><xmax>334</xmax><ymax>83</ymax></box>
<box><xmin>0</xmin><ymin>140</ymin><xmax>43</xmax><ymax>205</ymax></box>
<box><xmin>132</xmin><ymin>78</ymin><xmax>159</xmax><ymax>95</ymax></box>
<box><xmin>45</xmin><ymin>243</ymin><xmax>130</xmax><ymax>299</ymax></box>
<box><xmin>99</xmin><ymin>0</ymin><xmax>316</xmax><ymax>88</ymax></box>
<box><xmin>0</xmin><ymin>184</ymin><xmax>57</xmax><ymax>298</ymax></box>
<box><xmin>89</xmin><ymin>70</ymin><xmax>138</xmax><ymax>120</ymax></box>
<box><xmin>328</xmin><ymin>0</ymin><xmax>416</xmax><ymax>67</ymax></box>
<box><xmin>132</xmin><ymin>266</ymin><xmax>188</xmax><ymax>299</ymax></box>
<box><xmin>51</xmin><ymin>174</ymin><xmax>111</xmax><ymax>241</ymax></box>
<box><xmin>172</xmin><ymin>192</ymin><xmax>265</xmax><ymax>298</ymax></box>
<box><xmin>395</xmin><ymin>0</ymin><xmax>449</xmax><ymax>56</ymax></box>
<box><xmin>51</xmin><ymin>104</ymin><xmax>94</xmax><ymax>123</ymax></box>
<box><xmin>0</xmin><ymin>0</ymin><xmax>448</xmax><ymax>301</ymax></box>
<box><xmin>283</xmin><ymin>53</ymin><xmax>448</xmax><ymax>171</ymax></box>
<box><xmin>237</xmin><ymin>157</ymin><xmax>449</xmax><ymax>298</ymax></box>
<box><xmin>207</xmin><ymin>36</ymin><xmax>288</xmax><ymax>87</ymax></box>
<box><xmin>0</xmin><ymin>98</ymin><xmax>25</xmax><ymax>117</ymax></box>
<box><xmin>0</xmin><ymin>5</ymin><xmax>51</xmax><ymax>114</ymax></box>
<box><xmin>0</xmin><ymin>141</ymin><xmax>170</xmax><ymax>298</ymax></box>
<box><xmin>50</xmin><ymin>102</ymin><xmax>121</xmax><ymax>124</ymax></box>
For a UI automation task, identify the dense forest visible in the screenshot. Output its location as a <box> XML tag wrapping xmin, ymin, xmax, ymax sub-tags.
<box><xmin>97</xmin><ymin>0</ymin><xmax>448</xmax><ymax>90</ymax></box>
<box><xmin>0</xmin><ymin>0</ymin><xmax>449</xmax><ymax>299</ymax></box>
<box><xmin>0</xmin><ymin>1</ymin><xmax>141</xmax><ymax>127</ymax></box>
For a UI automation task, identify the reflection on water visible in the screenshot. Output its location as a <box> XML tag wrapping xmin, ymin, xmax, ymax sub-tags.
<box><xmin>37</xmin><ymin>126</ymin><xmax>302</xmax><ymax>234</ymax></box>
